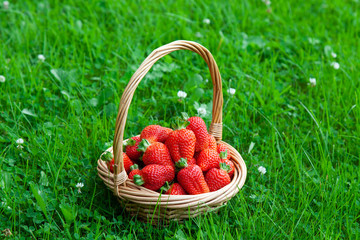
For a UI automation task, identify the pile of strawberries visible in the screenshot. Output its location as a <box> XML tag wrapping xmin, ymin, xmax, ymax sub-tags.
<box><xmin>101</xmin><ymin>116</ymin><xmax>234</xmax><ymax>195</ymax></box>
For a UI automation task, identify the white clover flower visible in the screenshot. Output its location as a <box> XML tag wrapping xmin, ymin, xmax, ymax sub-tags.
<box><xmin>197</xmin><ymin>107</ymin><xmax>207</xmax><ymax>117</ymax></box>
<box><xmin>227</xmin><ymin>88</ymin><xmax>236</xmax><ymax>96</ymax></box>
<box><xmin>0</xmin><ymin>75</ymin><xmax>5</xmax><ymax>83</ymax></box>
<box><xmin>250</xmin><ymin>194</ymin><xmax>256</xmax><ymax>199</ymax></box>
<box><xmin>331</xmin><ymin>62</ymin><xmax>340</xmax><ymax>70</ymax></box>
<box><xmin>38</xmin><ymin>54</ymin><xmax>46</xmax><ymax>62</ymax></box>
<box><xmin>264</xmin><ymin>0</ymin><xmax>271</xmax><ymax>6</ymax></box>
<box><xmin>177</xmin><ymin>90</ymin><xmax>187</xmax><ymax>99</ymax></box>
<box><xmin>16</xmin><ymin>138</ymin><xmax>24</xmax><ymax>144</ymax></box>
<box><xmin>76</xmin><ymin>182</ymin><xmax>84</xmax><ymax>193</ymax></box>
<box><xmin>331</xmin><ymin>52</ymin><xmax>337</xmax><ymax>58</ymax></box>
<box><xmin>3</xmin><ymin>1</ymin><xmax>9</xmax><ymax>9</ymax></box>
<box><xmin>258</xmin><ymin>166</ymin><xmax>267</xmax><ymax>175</ymax></box>
<box><xmin>195</xmin><ymin>32</ymin><xmax>203</xmax><ymax>38</ymax></box>
<box><xmin>203</xmin><ymin>18</ymin><xmax>211</xmax><ymax>24</ymax></box>
<box><xmin>309</xmin><ymin>78</ymin><xmax>316</xmax><ymax>87</ymax></box>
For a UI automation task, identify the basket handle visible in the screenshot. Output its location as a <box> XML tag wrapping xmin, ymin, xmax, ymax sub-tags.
<box><xmin>112</xmin><ymin>40</ymin><xmax>223</xmax><ymax>192</ymax></box>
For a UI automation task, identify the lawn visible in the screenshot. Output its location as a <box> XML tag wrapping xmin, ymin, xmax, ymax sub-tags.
<box><xmin>1</xmin><ymin>0</ymin><xmax>359</xmax><ymax>239</ymax></box>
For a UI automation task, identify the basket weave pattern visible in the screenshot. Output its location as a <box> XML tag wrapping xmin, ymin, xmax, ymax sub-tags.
<box><xmin>97</xmin><ymin>40</ymin><xmax>247</xmax><ymax>222</ymax></box>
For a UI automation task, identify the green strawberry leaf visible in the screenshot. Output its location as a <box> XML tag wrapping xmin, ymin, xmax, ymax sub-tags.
<box><xmin>101</xmin><ymin>151</ymin><xmax>113</xmax><ymax>162</ymax></box>
<box><xmin>137</xmin><ymin>139</ymin><xmax>151</xmax><ymax>152</ymax></box>
<box><xmin>130</xmin><ymin>164</ymin><xmax>139</xmax><ymax>171</ymax></box>
<box><xmin>133</xmin><ymin>175</ymin><xmax>144</xmax><ymax>186</ymax></box>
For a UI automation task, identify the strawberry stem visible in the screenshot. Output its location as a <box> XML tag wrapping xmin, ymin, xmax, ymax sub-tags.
<box><xmin>130</xmin><ymin>164</ymin><xmax>139</xmax><ymax>171</ymax></box>
<box><xmin>219</xmin><ymin>150</ymin><xmax>228</xmax><ymax>160</ymax></box>
<box><xmin>124</xmin><ymin>138</ymin><xmax>136</xmax><ymax>147</ymax></box>
<box><xmin>137</xmin><ymin>139</ymin><xmax>151</xmax><ymax>153</ymax></box>
<box><xmin>160</xmin><ymin>181</ymin><xmax>171</xmax><ymax>193</ymax></box>
<box><xmin>101</xmin><ymin>151</ymin><xmax>113</xmax><ymax>162</ymax></box>
<box><xmin>133</xmin><ymin>175</ymin><xmax>144</xmax><ymax>186</ymax></box>
<box><xmin>175</xmin><ymin>158</ymin><xmax>188</xmax><ymax>170</ymax></box>
<box><xmin>219</xmin><ymin>162</ymin><xmax>231</xmax><ymax>172</ymax></box>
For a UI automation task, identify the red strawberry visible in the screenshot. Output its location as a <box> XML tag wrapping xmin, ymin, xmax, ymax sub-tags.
<box><xmin>165</xmin><ymin>129</ymin><xmax>196</xmax><ymax>163</ymax></box>
<box><xmin>197</xmin><ymin>149</ymin><xmax>221</xmax><ymax>172</ymax></box>
<box><xmin>177</xmin><ymin>165</ymin><xmax>210</xmax><ymax>195</ymax></box>
<box><xmin>101</xmin><ymin>151</ymin><xmax>133</xmax><ymax>174</ymax></box>
<box><xmin>208</xmin><ymin>134</ymin><xmax>217</xmax><ymax>151</ymax></box>
<box><xmin>123</xmin><ymin>153</ymin><xmax>134</xmax><ymax>173</ymax></box>
<box><xmin>140</xmin><ymin>125</ymin><xmax>173</xmax><ymax>143</ymax></box>
<box><xmin>187</xmin><ymin>158</ymin><xmax>196</xmax><ymax>166</ymax></box>
<box><xmin>193</xmin><ymin>151</ymin><xmax>200</xmax><ymax>160</ymax></box>
<box><xmin>217</xmin><ymin>143</ymin><xmax>231</xmax><ymax>160</ymax></box>
<box><xmin>138</xmin><ymin>140</ymin><xmax>174</xmax><ymax>167</ymax></box>
<box><xmin>107</xmin><ymin>158</ymin><xmax>115</xmax><ymax>173</ymax></box>
<box><xmin>133</xmin><ymin>164</ymin><xmax>175</xmax><ymax>191</ymax></box>
<box><xmin>124</xmin><ymin>136</ymin><xmax>142</xmax><ymax>160</ymax></box>
<box><xmin>165</xmin><ymin>183</ymin><xmax>187</xmax><ymax>195</ymax></box>
<box><xmin>128</xmin><ymin>164</ymin><xmax>141</xmax><ymax>179</ymax></box>
<box><xmin>219</xmin><ymin>159</ymin><xmax>235</xmax><ymax>178</ymax></box>
<box><xmin>186</xmin><ymin>117</ymin><xmax>209</xmax><ymax>152</ymax></box>
<box><xmin>205</xmin><ymin>165</ymin><xmax>231</xmax><ymax>192</ymax></box>
<box><xmin>175</xmin><ymin>157</ymin><xmax>196</xmax><ymax>170</ymax></box>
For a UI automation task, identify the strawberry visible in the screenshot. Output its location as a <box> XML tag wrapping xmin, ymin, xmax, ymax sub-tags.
<box><xmin>187</xmin><ymin>158</ymin><xmax>197</xmax><ymax>166</ymax></box>
<box><xmin>193</xmin><ymin>151</ymin><xmax>200</xmax><ymax>160</ymax></box>
<box><xmin>196</xmin><ymin>148</ymin><xmax>221</xmax><ymax>172</ymax></box>
<box><xmin>208</xmin><ymin>134</ymin><xmax>217</xmax><ymax>151</ymax></box>
<box><xmin>101</xmin><ymin>151</ymin><xmax>134</xmax><ymax>173</ymax></box>
<box><xmin>122</xmin><ymin>153</ymin><xmax>134</xmax><ymax>173</ymax></box>
<box><xmin>163</xmin><ymin>182</ymin><xmax>187</xmax><ymax>195</ymax></box>
<box><xmin>124</xmin><ymin>136</ymin><xmax>142</xmax><ymax>160</ymax></box>
<box><xmin>217</xmin><ymin>143</ymin><xmax>231</xmax><ymax>160</ymax></box>
<box><xmin>165</xmin><ymin>129</ymin><xmax>196</xmax><ymax>163</ymax></box>
<box><xmin>140</xmin><ymin>125</ymin><xmax>173</xmax><ymax>143</ymax></box>
<box><xmin>205</xmin><ymin>164</ymin><xmax>231</xmax><ymax>192</ymax></box>
<box><xmin>186</xmin><ymin>116</ymin><xmax>209</xmax><ymax>152</ymax></box>
<box><xmin>177</xmin><ymin>165</ymin><xmax>210</xmax><ymax>195</ymax></box>
<box><xmin>175</xmin><ymin>158</ymin><xmax>196</xmax><ymax>170</ymax></box>
<box><xmin>101</xmin><ymin>151</ymin><xmax>114</xmax><ymax>172</ymax></box>
<box><xmin>133</xmin><ymin>164</ymin><xmax>175</xmax><ymax>191</ymax></box>
<box><xmin>138</xmin><ymin>140</ymin><xmax>174</xmax><ymax>167</ymax></box>
<box><xmin>219</xmin><ymin>159</ymin><xmax>235</xmax><ymax>178</ymax></box>
<box><xmin>128</xmin><ymin>164</ymin><xmax>142</xmax><ymax>179</ymax></box>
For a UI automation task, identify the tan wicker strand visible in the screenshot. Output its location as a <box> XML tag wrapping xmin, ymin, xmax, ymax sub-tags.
<box><xmin>97</xmin><ymin>40</ymin><xmax>247</xmax><ymax>223</ymax></box>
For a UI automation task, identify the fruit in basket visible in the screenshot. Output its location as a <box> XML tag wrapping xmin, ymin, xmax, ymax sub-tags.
<box><xmin>175</xmin><ymin>158</ymin><xmax>197</xmax><ymax>170</ymax></box>
<box><xmin>128</xmin><ymin>164</ymin><xmax>142</xmax><ymax>179</ymax></box>
<box><xmin>208</xmin><ymin>134</ymin><xmax>217</xmax><ymax>151</ymax></box>
<box><xmin>138</xmin><ymin>140</ymin><xmax>174</xmax><ymax>167</ymax></box>
<box><xmin>177</xmin><ymin>164</ymin><xmax>210</xmax><ymax>195</ymax></box>
<box><xmin>140</xmin><ymin>125</ymin><xmax>173</xmax><ymax>143</ymax></box>
<box><xmin>217</xmin><ymin>143</ymin><xmax>231</xmax><ymax>160</ymax></box>
<box><xmin>220</xmin><ymin>159</ymin><xmax>235</xmax><ymax>178</ymax></box>
<box><xmin>122</xmin><ymin>153</ymin><xmax>134</xmax><ymax>173</ymax></box>
<box><xmin>186</xmin><ymin>116</ymin><xmax>209</xmax><ymax>152</ymax></box>
<box><xmin>165</xmin><ymin>128</ymin><xmax>196</xmax><ymax>163</ymax></box>
<box><xmin>101</xmin><ymin>151</ymin><xmax>134</xmax><ymax>173</ymax></box>
<box><xmin>161</xmin><ymin>182</ymin><xmax>187</xmax><ymax>195</ymax></box>
<box><xmin>123</xmin><ymin>136</ymin><xmax>142</xmax><ymax>160</ymax></box>
<box><xmin>133</xmin><ymin>164</ymin><xmax>175</xmax><ymax>191</ymax></box>
<box><xmin>196</xmin><ymin>148</ymin><xmax>221</xmax><ymax>172</ymax></box>
<box><xmin>205</xmin><ymin>163</ymin><xmax>231</xmax><ymax>192</ymax></box>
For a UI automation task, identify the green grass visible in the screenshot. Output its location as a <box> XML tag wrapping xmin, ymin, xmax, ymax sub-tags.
<box><xmin>1</xmin><ymin>0</ymin><xmax>359</xmax><ymax>239</ymax></box>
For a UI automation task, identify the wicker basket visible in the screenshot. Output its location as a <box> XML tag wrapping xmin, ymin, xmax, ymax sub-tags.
<box><xmin>97</xmin><ymin>40</ymin><xmax>247</xmax><ymax>223</ymax></box>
